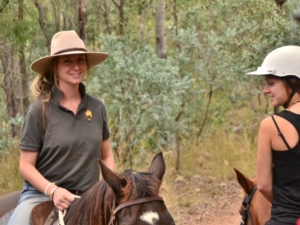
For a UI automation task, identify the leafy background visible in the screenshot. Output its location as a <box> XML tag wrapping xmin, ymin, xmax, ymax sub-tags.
<box><xmin>1</xmin><ymin>0</ymin><xmax>300</xmax><ymax>223</ymax></box>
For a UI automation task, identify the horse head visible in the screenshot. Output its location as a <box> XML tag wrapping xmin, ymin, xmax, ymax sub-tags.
<box><xmin>234</xmin><ymin>168</ymin><xmax>271</xmax><ymax>225</ymax></box>
<box><xmin>99</xmin><ymin>152</ymin><xmax>175</xmax><ymax>225</ymax></box>
<box><xmin>64</xmin><ymin>152</ymin><xmax>175</xmax><ymax>225</ymax></box>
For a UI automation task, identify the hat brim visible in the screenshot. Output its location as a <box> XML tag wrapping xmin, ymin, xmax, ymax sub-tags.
<box><xmin>246</xmin><ymin>67</ymin><xmax>275</xmax><ymax>76</ymax></box>
<box><xmin>30</xmin><ymin>51</ymin><xmax>108</xmax><ymax>74</ymax></box>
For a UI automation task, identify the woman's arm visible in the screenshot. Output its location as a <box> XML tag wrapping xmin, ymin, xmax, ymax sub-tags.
<box><xmin>256</xmin><ymin>118</ymin><xmax>273</xmax><ymax>203</ymax></box>
<box><xmin>101</xmin><ymin>138</ymin><xmax>115</xmax><ymax>171</ymax></box>
<box><xmin>20</xmin><ymin>150</ymin><xmax>75</xmax><ymax>210</ymax></box>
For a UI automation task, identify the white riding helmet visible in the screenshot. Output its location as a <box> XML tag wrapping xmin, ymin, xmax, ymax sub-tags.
<box><xmin>246</xmin><ymin>45</ymin><xmax>300</xmax><ymax>78</ymax></box>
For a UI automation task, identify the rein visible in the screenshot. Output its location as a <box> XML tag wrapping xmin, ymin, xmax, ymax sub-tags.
<box><xmin>240</xmin><ymin>186</ymin><xmax>258</xmax><ymax>225</ymax></box>
<box><xmin>58</xmin><ymin>195</ymin><xmax>81</xmax><ymax>225</ymax></box>
<box><xmin>108</xmin><ymin>196</ymin><xmax>164</xmax><ymax>225</ymax></box>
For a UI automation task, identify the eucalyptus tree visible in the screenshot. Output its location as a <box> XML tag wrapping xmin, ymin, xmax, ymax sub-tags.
<box><xmin>165</xmin><ymin>0</ymin><xmax>300</xmax><ymax>145</ymax></box>
<box><xmin>0</xmin><ymin>0</ymin><xmax>33</xmax><ymax>138</ymax></box>
<box><xmin>86</xmin><ymin>35</ymin><xmax>192</xmax><ymax>168</ymax></box>
<box><xmin>155</xmin><ymin>0</ymin><xmax>166</xmax><ymax>58</ymax></box>
<box><xmin>112</xmin><ymin>0</ymin><xmax>126</xmax><ymax>35</ymax></box>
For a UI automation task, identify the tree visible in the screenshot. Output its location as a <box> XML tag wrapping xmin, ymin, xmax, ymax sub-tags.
<box><xmin>78</xmin><ymin>0</ymin><xmax>86</xmax><ymax>43</ymax></box>
<box><xmin>100</xmin><ymin>0</ymin><xmax>112</xmax><ymax>35</ymax></box>
<box><xmin>155</xmin><ymin>0</ymin><xmax>166</xmax><ymax>58</ymax></box>
<box><xmin>0</xmin><ymin>0</ymin><xmax>30</xmax><ymax>137</ymax></box>
<box><xmin>275</xmin><ymin>0</ymin><xmax>287</xmax><ymax>8</ymax></box>
<box><xmin>112</xmin><ymin>0</ymin><xmax>126</xmax><ymax>35</ymax></box>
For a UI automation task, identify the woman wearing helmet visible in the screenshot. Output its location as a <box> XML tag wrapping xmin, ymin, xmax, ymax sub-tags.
<box><xmin>247</xmin><ymin>45</ymin><xmax>300</xmax><ymax>225</ymax></box>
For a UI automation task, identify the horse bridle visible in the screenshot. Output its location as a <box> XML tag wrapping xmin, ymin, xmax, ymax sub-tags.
<box><xmin>240</xmin><ymin>186</ymin><xmax>258</xmax><ymax>225</ymax></box>
<box><xmin>108</xmin><ymin>196</ymin><xmax>164</xmax><ymax>225</ymax></box>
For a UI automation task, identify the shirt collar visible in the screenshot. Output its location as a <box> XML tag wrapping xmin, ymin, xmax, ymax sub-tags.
<box><xmin>51</xmin><ymin>83</ymin><xmax>87</xmax><ymax>105</ymax></box>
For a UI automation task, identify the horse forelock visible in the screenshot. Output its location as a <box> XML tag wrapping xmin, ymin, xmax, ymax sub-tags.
<box><xmin>119</xmin><ymin>170</ymin><xmax>161</xmax><ymax>203</ymax></box>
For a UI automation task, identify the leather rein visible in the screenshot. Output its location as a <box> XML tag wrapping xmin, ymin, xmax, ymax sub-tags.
<box><xmin>240</xmin><ymin>186</ymin><xmax>258</xmax><ymax>225</ymax></box>
<box><xmin>108</xmin><ymin>196</ymin><xmax>164</xmax><ymax>225</ymax></box>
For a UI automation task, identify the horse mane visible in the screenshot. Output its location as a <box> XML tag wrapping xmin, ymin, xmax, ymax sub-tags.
<box><xmin>64</xmin><ymin>180</ymin><xmax>114</xmax><ymax>225</ymax></box>
<box><xmin>64</xmin><ymin>169</ymin><xmax>161</xmax><ymax>225</ymax></box>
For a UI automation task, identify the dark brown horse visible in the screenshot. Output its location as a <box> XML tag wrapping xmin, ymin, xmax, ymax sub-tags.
<box><xmin>0</xmin><ymin>152</ymin><xmax>175</xmax><ymax>225</ymax></box>
<box><xmin>234</xmin><ymin>168</ymin><xmax>271</xmax><ymax>225</ymax></box>
<box><xmin>0</xmin><ymin>153</ymin><xmax>175</xmax><ymax>225</ymax></box>
<box><xmin>63</xmin><ymin>152</ymin><xmax>175</xmax><ymax>225</ymax></box>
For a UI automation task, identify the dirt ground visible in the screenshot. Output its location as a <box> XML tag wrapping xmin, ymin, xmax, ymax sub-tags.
<box><xmin>171</xmin><ymin>174</ymin><xmax>243</xmax><ymax>225</ymax></box>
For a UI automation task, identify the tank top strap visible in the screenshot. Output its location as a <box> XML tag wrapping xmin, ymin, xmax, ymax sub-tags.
<box><xmin>271</xmin><ymin>114</ymin><xmax>291</xmax><ymax>150</ymax></box>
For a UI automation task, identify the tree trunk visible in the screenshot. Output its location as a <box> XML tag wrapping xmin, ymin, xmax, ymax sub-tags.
<box><xmin>196</xmin><ymin>84</ymin><xmax>213</xmax><ymax>145</ymax></box>
<box><xmin>274</xmin><ymin>0</ymin><xmax>287</xmax><ymax>8</ymax></box>
<box><xmin>51</xmin><ymin>0</ymin><xmax>60</xmax><ymax>31</ymax></box>
<box><xmin>101</xmin><ymin>0</ymin><xmax>112</xmax><ymax>35</ymax></box>
<box><xmin>155</xmin><ymin>0</ymin><xmax>166</xmax><ymax>59</ymax></box>
<box><xmin>78</xmin><ymin>0</ymin><xmax>86</xmax><ymax>43</ymax></box>
<box><xmin>0</xmin><ymin>44</ymin><xmax>23</xmax><ymax>137</ymax></box>
<box><xmin>112</xmin><ymin>0</ymin><xmax>126</xmax><ymax>35</ymax></box>
<box><xmin>0</xmin><ymin>0</ymin><xmax>9</xmax><ymax>13</ymax></box>
<box><xmin>139</xmin><ymin>1</ymin><xmax>147</xmax><ymax>40</ymax></box>
<box><xmin>34</xmin><ymin>1</ymin><xmax>51</xmax><ymax>47</ymax></box>
<box><xmin>18</xmin><ymin>0</ymin><xmax>29</xmax><ymax>116</ymax></box>
<box><xmin>172</xmin><ymin>0</ymin><xmax>178</xmax><ymax>37</ymax></box>
<box><xmin>171</xmin><ymin>0</ymin><xmax>181</xmax><ymax>51</ymax></box>
<box><xmin>0</xmin><ymin>0</ymin><xmax>30</xmax><ymax>138</ymax></box>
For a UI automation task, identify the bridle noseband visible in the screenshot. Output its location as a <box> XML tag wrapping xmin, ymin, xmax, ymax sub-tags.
<box><xmin>240</xmin><ymin>186</ymin><xmax>258</xmax><ymax>225</ymax></box>
<box><xmin>108</xmin><ymin>196</ymin><xmax>164</xmax><ymax>225</ymax></box>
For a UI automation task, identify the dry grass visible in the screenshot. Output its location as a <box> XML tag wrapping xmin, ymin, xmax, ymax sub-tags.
<box><xmin>158</xmin><ymin>102</ymin><xmax>271</xmax><ymax>223</ymax></box>
<box><xmin>0</xmin><ymin>142</ymin><xmax>23</xmax><ymax>195</ymax></box>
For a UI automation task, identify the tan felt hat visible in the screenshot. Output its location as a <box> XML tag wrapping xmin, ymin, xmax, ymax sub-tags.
<box><xmin>30</xmin><ymin>30</ymin><xmax>108</xmax><ymax>73</ymax></box>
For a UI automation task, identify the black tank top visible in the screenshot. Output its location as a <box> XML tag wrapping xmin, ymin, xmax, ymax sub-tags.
<box><xmin>271</xmin><ymin>110</ymin><xmax>300</xmax><ymax>224</ymax></box>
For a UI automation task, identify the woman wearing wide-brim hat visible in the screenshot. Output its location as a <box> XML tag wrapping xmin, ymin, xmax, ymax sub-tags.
<box><xmin>7</xmin><ymin>30</ymin><xmax>115</xmax><ymax>225</ymax></box>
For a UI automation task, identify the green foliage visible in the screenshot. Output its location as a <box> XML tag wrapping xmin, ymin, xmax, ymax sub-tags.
<box><xmin>86</xmin><ymin>35</ymin><xmax>193</xmax><ymax>166</ymax></box>
<box><xmin>0</xmin><ymin>115</ymin><xmax>23</xmax><ymax>154</ymax></box>
<box><xmin>1</xmin><ymin>0</ymin><xmax>300</xmax><ymax>174</ymax></box>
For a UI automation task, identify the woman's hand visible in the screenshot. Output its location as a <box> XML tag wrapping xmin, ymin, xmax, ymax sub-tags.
<box><xmin>51</xmin><ymin>187</ymin><xmax>75</xmax><ymax>211</ymax></box>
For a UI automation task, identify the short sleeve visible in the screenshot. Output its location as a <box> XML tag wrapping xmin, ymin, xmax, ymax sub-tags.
<box><xmin>19</xmin><ymin>100</ymin><xmax>44</xmax><ymax>151</ymax></box>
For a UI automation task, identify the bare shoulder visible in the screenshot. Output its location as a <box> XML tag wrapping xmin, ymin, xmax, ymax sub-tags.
<box><xmin>259</xmin><ymin>116</ymin><xmax>275</xmax><ymax>130</ymax></box>
<box><xmin>258</xmin><ymin>115</ymin><xmax>281</xmax><ymax>139</ymax></box>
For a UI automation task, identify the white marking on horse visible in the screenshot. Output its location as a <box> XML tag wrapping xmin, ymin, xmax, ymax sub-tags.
<box><xmin>140</xmin><ymin>211</ymin><xmax>159</xmax><ymax>225</ymax></box>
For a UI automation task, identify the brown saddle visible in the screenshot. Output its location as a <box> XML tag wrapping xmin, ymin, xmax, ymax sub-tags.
<box><xmin>30</xmin><ymin>201</ymin><xmax>59</xmax><ymax>225</ymax></box>
<box><xmin>0</xmin><ymin>191</ymin><xmax>58</xmax><ymax>225</ymax></box>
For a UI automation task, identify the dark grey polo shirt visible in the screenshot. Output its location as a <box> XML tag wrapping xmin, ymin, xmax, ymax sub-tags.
<box><xmin>20</xmin><ymin>83</ymin><xmax>110</xmax><ymax>192</ymax></box>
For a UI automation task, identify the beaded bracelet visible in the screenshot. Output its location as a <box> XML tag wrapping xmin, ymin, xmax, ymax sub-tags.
<box><xmin>44</xmin><ymin>183</ymin><xmax>54</xmax><ymax>196</ymax></box>
<box><xmin>50</xmin><ymin>187</ymin><xmax>59</xmax><ymax>200</ymax></box>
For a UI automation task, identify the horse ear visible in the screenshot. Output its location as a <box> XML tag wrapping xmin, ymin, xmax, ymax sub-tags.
<box><xmin>234</xmin><ymin>168</ymin><xmax>256</xmax><ymax>194</ymax></box>
<box><xmin>149</xmin><ymin>152</ymin><xmax>166</xmax><ymax>181</ymax></box>
<box><xmin>98</xmin><ymin>159</ymin><xmax>126</xmax><ymax>193</ymax></box>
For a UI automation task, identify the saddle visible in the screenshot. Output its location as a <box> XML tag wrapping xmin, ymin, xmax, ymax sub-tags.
<box><xmin>0</xmin><ymin>192</ymin><xmax>59</xmax><ymax>225</ymax></box>
<box><xmin>30</xmin><ymin>201</ymin><xmax>59</xmax><ymax>225</ymax></box>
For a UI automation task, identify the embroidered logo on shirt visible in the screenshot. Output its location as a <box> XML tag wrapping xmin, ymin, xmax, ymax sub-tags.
<box><xmin>84</xmin><ymin>109</ymin><xmax>93</xmax><ymax>121</ymax></box>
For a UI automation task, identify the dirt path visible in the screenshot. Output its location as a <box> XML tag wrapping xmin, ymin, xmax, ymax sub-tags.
<box><xmin>172</xmin><ymin>175</ymin><xmax>243</xmax><ymax>225</ymax></box>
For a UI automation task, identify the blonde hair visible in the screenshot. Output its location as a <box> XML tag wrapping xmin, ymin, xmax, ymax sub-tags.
<box><xmin>31</xmin><ymin>57</ymin><xmax>60</xmax><ymax>102</ymax></box>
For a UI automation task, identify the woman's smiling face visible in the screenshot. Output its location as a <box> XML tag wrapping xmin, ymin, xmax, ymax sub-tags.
<box><xmin>56</xmin><ymin>54</ymin><xmax>87</xmax><ymax>85</ymax></box>
<box><xmin>263</xmin><ymin>75</ymin><xmax>289</xmax><ymax>107</ymax></box>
